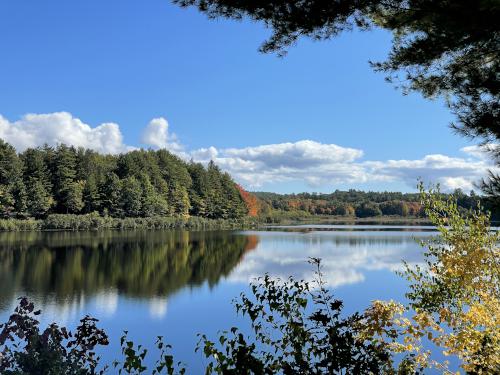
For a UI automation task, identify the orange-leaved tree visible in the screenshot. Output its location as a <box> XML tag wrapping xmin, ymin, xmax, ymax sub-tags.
<box><xmin>236</xmin><ymin>185</ymin><xmax>260</xmax><ymax>217</ymax></box>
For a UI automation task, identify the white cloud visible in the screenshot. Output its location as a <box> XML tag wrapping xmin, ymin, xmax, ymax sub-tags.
<box><xmin>364</xmin><ymin>153</ymin><xmax>496</xmax><ymax>191</ymax></box>
<box><xmin>461</xmin><ymin>143</ymin><xmax>498</xmax><ymax>160</ymax></box>
<box><xmin>190</xmin><ymin>141</ymin><xmax>497</xmax><ymax>192</ymax></box>
<box><xmin>140</xmin><ymin>117</ymin><xmax>183</xmax><ymax>152</ymax></box>
<box><xmin>191</xmin><ymin>140</ymin><xmax>368</xmax><ymax>188</ymax></box>
<box><xmin>0</xmin><ymin>112</ymin><xmax>132</xmax><ymax>154</ymax></box>
<box><xmin>224</xmin><ymin>140</ymin><xmax>363</xmax><ymax>168</ymax></box>
<box><xmin>0</xmin><ymin>112</ymin><xmax>185</xmax><ymax>156</ymax></box>
<box><xmin>190</xmin><ymin>146</ymin><xmax>218</xmax><ymax>160</ymax></box>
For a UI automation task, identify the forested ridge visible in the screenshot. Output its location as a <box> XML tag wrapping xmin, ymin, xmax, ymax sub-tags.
<box><xmin>0</xmin><ymin>139</ymin><xmax>247</xmax><ymax>220</ymax></box>
<box><xmin>255</xmin><ymin>189</ymin><xmax>496</xmax><ymax>220</ymax></box>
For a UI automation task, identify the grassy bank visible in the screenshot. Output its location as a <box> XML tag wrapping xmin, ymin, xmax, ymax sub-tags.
<box><xmin>0</xmin><ymin>213</ymin><xmax>259</xmax><ymax>231</ymax></box>
<box><xmin>0</xmin><ymin>213</ymin><xmax>435</xmax><ymax>232</ymax></box>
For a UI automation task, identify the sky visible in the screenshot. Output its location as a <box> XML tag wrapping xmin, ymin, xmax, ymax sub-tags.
<box><xmin>0</xmin><ymin>0</ymin><xmax>496</xmax><ymax>193</ymax></box>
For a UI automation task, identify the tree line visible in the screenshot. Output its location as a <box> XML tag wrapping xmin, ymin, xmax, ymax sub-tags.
<box><xmin>2</xmin><ymin>137</ymin><xmax>494</xmax><ymax>223</ymax></box>
<box><xmin>0</xmin><ymin>139</ymin><xmax>247</xmax><ymax>220</ymax></box>
<box><xmin>255</xmin><ymin>189</ymin><xmax>488</xmax><ymax>219</ymax></box>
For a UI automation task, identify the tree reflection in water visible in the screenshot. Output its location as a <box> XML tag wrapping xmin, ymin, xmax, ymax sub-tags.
<box><xmin>0</xmin><ymin>230</ymin><xmax>259</xmax><ymax>310</ymax></box>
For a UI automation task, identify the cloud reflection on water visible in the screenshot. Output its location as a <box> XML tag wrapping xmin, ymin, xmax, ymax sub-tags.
<box><xmin>0</xmin><ymin>229</ymin><xmax>434</xmax><ymax>322</ymax></box>
<box><xmin>229</xmin><ymin>230</ymin><xmax>432</xmax><ymax>288</ymax></box>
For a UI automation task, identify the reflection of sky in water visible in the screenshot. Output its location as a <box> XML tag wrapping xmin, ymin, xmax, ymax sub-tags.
<box><xmin>230</xmin><ymin>230</ymin><xmax>431</xmax><ymax>287</ymax></box>
<box><xmin>0</xmin><ymin>228</ymin><xmax>445</xmax><ymax>372</ymax></box>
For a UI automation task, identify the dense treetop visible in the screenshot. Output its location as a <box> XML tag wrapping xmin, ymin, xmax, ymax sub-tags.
<box><xmin>0</xmin><ymin>139</ymin><xmax>248</xmax><ymax>220</ymax></box>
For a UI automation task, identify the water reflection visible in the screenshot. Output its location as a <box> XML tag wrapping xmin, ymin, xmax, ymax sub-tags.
<box><xmin>229</xmin><ymin>230</ymin><xmax>432</xmax><ymax>287</ymax></box>
<box><xmin>0</xmin><ymin>230</ymin><xmax>259</xmax><ymax>311</ymax></box>
<box><xmin>0</xmin><ymin>228</ymin><xmax>434</xmax><ymax>371</ymax></box>
<box><xmin>266</xmin><ymin>224</ymin><xmax>437</xmax><ymax>232</ymax></box>
<box><xmin>0</xmin><ymin>229</ymin><xmax>433</xmax><ymax>311</ymax></box>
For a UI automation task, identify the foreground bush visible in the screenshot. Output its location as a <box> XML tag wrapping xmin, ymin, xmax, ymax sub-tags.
<box><xmin>360</xmin><ymin>185</ymin><xmax>500</xmax><ymax>373</ymax></box>
<box><xmin>0</xmin><ymin>298</ymin><xmax>187</xmax><ymax>375</ymax></box>
<box><xmin>0</xmin><ymin>298</ymin><xmax>109</xmax><ymax>375</ymax></box>
<box><xmin>197</xmin><ymin>258</ymin><xmax>394</xmax><ymax>374</ymax></box>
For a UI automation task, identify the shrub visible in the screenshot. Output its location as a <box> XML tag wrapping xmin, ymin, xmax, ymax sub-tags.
<box><xmin>0</xmin><ymin>218</ymin><xmax>42</xmax><ymax>231</ymax></box>
<box><xmin>355</xmin><ymin>202</ymin><xmax>382</xmax><ymax>218</ymax></box>
<box><xmin>198</xmin><ymin>258</ymin><xmax>393</xmax><ymax>374</ymax></box>
<box><xmin>0</xmin><ymin>214</ymin><xmax>259</xmax><ymax>231</ymax></box>
<box><xmin>0</xmin><ymin>298</ymin><xmax>109</xmax><ymax>375</ymax></box>
<box><xmin>379</xmin><ymin>200</ymin><xmax>409</xmax><ymax>216</ymax></box>
<box><xmin>359</xmin><ymin>184</ymin><xmax>500</xmax><ymax>373</ymax></box>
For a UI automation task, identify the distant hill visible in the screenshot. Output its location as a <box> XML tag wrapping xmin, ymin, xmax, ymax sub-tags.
<box><xmin>253</xmin><ymin>189</ymin><xmax>494</xmax><ymax>221</ymax></box>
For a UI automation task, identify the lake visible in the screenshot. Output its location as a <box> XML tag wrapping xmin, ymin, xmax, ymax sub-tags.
<box><xmin>0</xmin><ymin>226</ymin><xmax>437</xmax><ymax>372</ymax></box>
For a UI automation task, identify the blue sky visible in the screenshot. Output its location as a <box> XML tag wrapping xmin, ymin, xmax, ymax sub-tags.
<box><xmin>0</xmin><ymin>0</ymin><xmax>493</xmax><ymax>193</ymax></box>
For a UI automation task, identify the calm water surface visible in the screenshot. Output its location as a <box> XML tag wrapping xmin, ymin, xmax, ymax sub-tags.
<box><xmin>0</xmin><ymin>226</ymin><xmax>436</xmax><ymax>372</ymax></box>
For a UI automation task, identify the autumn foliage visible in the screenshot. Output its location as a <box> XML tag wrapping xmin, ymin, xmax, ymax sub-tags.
<box><xmin>237</xmin><ymin>185</ymin><xmax>260</xmax><ymax>217</ymax></box>
<box><xmin>360</xmin><ymin>185</ymin><xmax>500</xmax><ymax>373</ymax></box>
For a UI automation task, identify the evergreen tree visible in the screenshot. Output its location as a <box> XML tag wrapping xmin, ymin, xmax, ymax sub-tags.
<box><xmin>65</xmin><ymin>180</ymin><xmax>85</xmax><ymax>214</ymax></box>
<box><xmin>121</xmin><ymin>176</ymin><xmax>143</xmax><ymax>217</ymax></box>
<box><xmin>26</xmin><ymin>180</ymin><xmax>54</xmax><ymax>218</ymax></box>
<box><xmin>221</xmin><ymin>172</ymin><xmax>247</xmax><ymax>219</ymax></box>
<box><xmin>21</xmin><ymin>148</ymin><xmax>54</xmax><ymax>217</ymax></box>
<box><xmin>0</xmin><ymin>140</ymin><xmax>23</xmax><ymax>216</ymax></box>
<box><xmin>168</xmin><ymin>181</ymin><xmax>190</xmax><ymax>217</ymax></box>
<box><xmin>52</xmin><ymin>145</ymin><xmax>77</xmax><ymax>212</ymax></box>
<box><xmin>156</xmin><ymin>149</ymin><xmax>192</xmax><ymax>188</ymax></box>
<box><xmin>140</xmin><ymin>173</ymin><xmax>169</xmax><ymax>217</ymax></box>
<box><xmin>0</xmin><ymin>140</ymin><xmax>250</xmax><ymax>220</ymax></box>
<box><xmin>22</xmin><ymin>148</ymin><xmax>53</xmax><ymax>193</ymax></box>
<box><xmin>205</xmin><ymin>161</ymin><xmax>225</xmax><ymax>219</ymax></box>
<box><xmin>11</xmin><ymin>179</ymin><xmax>27</xmax><ymax>216</ymax></box>
<box><xmin>188</xmin><ymin>162</ymin><xmax>209</xmax><ymax>217</ymax></box>
<box><xmin>100</xmin><ymin>173</ymin><xmax>123</xmax><ymax>217</ymax></box>
<box><xmin>82</xmin><ymin>175</ymin><xmax>101</xmax><ymax>213</ymax></box>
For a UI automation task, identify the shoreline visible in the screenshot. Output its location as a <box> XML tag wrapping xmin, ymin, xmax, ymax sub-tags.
<box><xmin>0</xmin><ymin>213</ymin><xmax>434</xmax><ymax>232</ymax></box>
<box><xmin>0</xmin><ymin>214</ymin><xmax>260</xmax><ymax>232</ymax></box>
<box><xmin>261</xmin><ymin>215</ymin><xmax>433</xmax><ymax>226</ymax></box>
